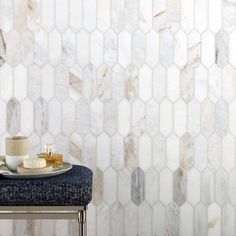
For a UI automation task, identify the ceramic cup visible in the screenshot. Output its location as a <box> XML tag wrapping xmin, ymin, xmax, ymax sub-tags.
<box><xmin>5</xmin><ymin>136</ymin><xmax>29</xmax><ymax>171</ymax></box>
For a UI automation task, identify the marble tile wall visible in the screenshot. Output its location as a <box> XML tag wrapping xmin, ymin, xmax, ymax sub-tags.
<box><xmin>0</xmin><ymin>0</ymin><xmax>235</xmax><ymax>235</ymax></box>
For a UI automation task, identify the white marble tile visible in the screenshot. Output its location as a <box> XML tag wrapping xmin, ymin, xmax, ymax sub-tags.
<box><xmin>180</xmin><ymin>203</ymin><xmax>193</xmax><ymax>236</ymax></box>
<box><xmin>97</xmin><ymin>202</ymin><xmax>110</xmax><ymax>236</ymax></box>
<box><xmin>201</xmin><ymin>31</ymin><xmax>215</xmax><ymax>67</ymax></box>
<box><xmin>222</xmin><ymin>134</ymin><xmax>235</xmax><ymax>171</ymax></box>
<box><xmin>160</xmin><ymin>168</ymin><xmax>173</xmax><ymax>205</ymax></box>
<box><xmin>49</xmin><ymin>30</ymin><xmax>61</xmax><ymax>66</ymax></box>
<box><xmin>21</xmin><ymin>98</ymin><xmax>33</xmax><ymax>136</ymax></box>
<box><xmin>83</xmin><ymin>0</ymin><xmax>96</xmax><ymax>32</ymax></box>
<box><xmin>167</xmin><ymin>134</ymin><xmax>180</xmax><ymax>170</ymax></box>
<box><xmin>139</xmin><ymin>134</ymin><xmax>152</xmax><ymax>171</ymax></box>
<box><xmin>181</xmin><ymin>0</ymin><xmax>194</xmax><ymax>33</ymax></box>
<box><xmin>40</xmin><ymin>0</ymin><xmax>54</xmax><ymax>32</ymax></box>
<box><xmin>118</xmin><ymin>30</ymin><xmax>131</xmax><ymax>67</ymax></box>
<box><xmin>0</xmin><ymin>63</ymin><xmax>13</xmax><ymax>101</ymax></box>
<box><xmin>111</xmin><ymin>202</ymin><xmax>124</xmax><ymax>236</ymax></box>
<box><xmin>97</xmin><ymin>133</ymin><xmax>110</xmax><ymax>171</ymax></box>
<box><xmin>160</xmin><ymin>99</ymin><xmax>173</xmax><ymax>136</ymax></box>
<box><xmin>77</xmin><ymin>30</ymin><xmax>90</xmax><ymax>67</ymax></box>
<box><xmin>194</xmin><ymin>0</ymin><xmax>208</xmax><ymax>33</ymax></box>
<box><xmin>138</xmin><ymin>202</ymin><xmax>152</xmax><ymax>236</ymax></box>
<box><xmin>174</xmin><ymin>99</ymin><xmax>187</xmax><ymax>137</ymax></box>
<box><xmin>208</xmin><ymin>203</ymin><xmax>221</xmax><ymax>236</ymax></box>
<box><xmin>90</xmin><ymin>30</ymin><xmax>103</xmax><ymax>68</ymax></box>
<box><xmin>124</xmin><ymin>202</ymin><xmax>138</xmax><ymax>236</ymax></box>
<box><xmin>90</xmin><ymin>98</ymin><xmax>103</xmax><ymax>135</ymax></box>
<box><xmin>187</xmin><ymin>168</ymin><xmax>200</xmax><ymax>206</ymax></box>
<box><xmin>153</xmin><ymin>202</ymin><xmax>166</xmax><ymax>236</ymax></box>
<box><xmin>48</xmin><ymin>98</ymin><xmax>61</xmax><ymax>136</ymax></box>
<box><xmin>146</xmin><ymin>99</ymin><xmax>159</xmax><ymax>137</ymax></box>
<box><xmin>209</xmin><ymin>0</ymin><xmax>222</xmax><ymax>33</ymax></box>
<box><xmin>118</xmin><ymin>99</ymin><xmax>131</xmax><ymax>137</ymax></box>
<box><xmin>139</xmin><ymin>65</ymin><xmax>152</xmax><ymax>102</ymax></box>
<box><xmin>118</xmin><ymin>168</ymin><xmax>131</xmax><ymax>204</ymax></box>
<box><xmin>139</xmin><ymin>0</ymin><xmax>152</xmax><ymax>33</ymax></box>
<box><xmin>146</xmin><ymin>30</ymin><xmax>159</xmax><ymax>68</ymax></box>
<box><xmin>69</xmin><ymin>0</ymin><xmax>82</xmax><ymax>31</ymax></box>
<box><xmin>167</xmin><ymin>65</ymin><xmax>180</xmax><ymax>102</ymax></box>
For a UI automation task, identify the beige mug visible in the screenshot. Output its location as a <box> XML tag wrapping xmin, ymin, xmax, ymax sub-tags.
<box><xmin>5</xmin><ymin>136</ymin><xmax>29</xmax><ymax>171</ymax></box>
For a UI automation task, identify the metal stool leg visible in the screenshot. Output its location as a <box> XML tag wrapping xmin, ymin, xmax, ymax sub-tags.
<box><xmin>78</xmin><ymin>210</ymin><xmax>87</xmax><ymax>236</ymax></box>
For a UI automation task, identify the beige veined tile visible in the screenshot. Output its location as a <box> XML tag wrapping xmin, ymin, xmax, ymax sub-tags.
<box><xmin>21</xmin><ymin>98</ymin><xmax>33</xmax><ymax>136</ymax></box>
<box><xmin>187</xmin><ymin>99</ymin><xmax>200</xmax><ymax>137</ymax></box>
<box><xmin>104</xmin><ymin>29</ymin><xmax>118</xmax><ymax>66</ymax></box>
<box><xmin>229</xmin><ymin>169</ymin><xmax>236</xmax><ymax>205</ymax></box>
<box><xmin>160</xmin><ymin>168</ymin><xmax>173</xmax><ymax>205</ymax></box>
<box><xmin>187</xmin><ymin>168</ymin><xmax>200</xmax><ymax>206</ymax></box>
<box><xmin>62</xmin><ymin>29</ymin><xmax>76</xmax><ymax>67</ymax></box>
<box><xmin>97</xmin><ymin>0</ymin><xmax>110</xmax><ymax>32</ymax></box>
<box><xmin>208</xmin><ymin>134</ymin><xmax>221</xmax><ymax>171</ymax></box>
<box><xmin>110</xmin><ymin>134</ymin><xmax>125</xmax><ymax>170</ymax></box>
<box><xmin>48</xmin><ymin>98</ymin><xmax>61</xmax><ymax>136</ymax></box>
<box><xmin>0</xmin><ymin>66</ymin><xmax>12</xmax><ymax>103</ymax></box>
<box><xmin>132</xmin><ymin>30</ymin><xmax>146</xmax><ymax>67</ymax></box>
<box><xmin>83</xmin><ymin>133</ymin><xmax>96</xmax><ymax>172</ymax></box>
<box><xmin>49</xmin><ymin>30</ymin><xmax>61</xmax><ymax>66</ymax></box>
<box><xmin>166</xmin><ymin>0</ymin><xmax>181</xmax><ymax>32</ymax></box>
<box><xmin>153</xmin><ymin>202</ymin><xmax>166</xmax><ymax>236</ymax></box>
<box><xmin>14</xmin><ymin>64</ymin><xmax>27</xmax><ymax>102</ymax></box>
<box><xmin>209</xmin><ymin>0</ymin><xmax>222</xmax><ymax>33</ymax></box>
<box><xmin>118</xmin><ymin>168</ymin><xmax>131</xmax><ymax>204</ymax></box>
<box><xmin>7</xmin><ymin>97</ymin><xmax>20</xmax><ymax>136</ymax></box>
<box><xmin>194</xmin><ymin>134</ymin><xmax>207</xmax><ymax>171</ymax></box>
<box><xmin>181</xmin><ymin>0</ymin><xmax>194</xmax><ymax>33</ymax></box>
<box><xmin>194</xmin><ymin>203</ymin><xmax>208</xmax><ymax>236</ymax></box>
<box><xmin>167</xmin><ymin>65</ymin><xmax>180</xmax><ymax>102</ymax></box>
<box><xmin>0</xmin><ymin>0</ymin><xmax>13</xmax><ymax>32</ymax></box>
<box><xmin>124</xmin><ymin>202</ymin><xmax>138</xmax><ymax>236</ymax></box>
<box><xmin>138</xmin><ymin>202</ymin><xmax>152</xmax><ymax>236</ymax></box>
<box><xmin>223</xmin><ymin>65</ymin><xmax>236</xmax><ymax>103</ymax></box>
<box><xmin>41</xmin><ymin>64</ymin><xmax>55</xmax><ymax>102</ymax></box>
<box><xmin>215</xmin><ymin>31</ymin><xmax>229</xmax><ymax>68</ymax></box>
<box><xmin>97</xmin><ymin>133</ymin><xmax>110</xmax><ymax>171</ymax></box>
<box><xmin>21</xmin><ymin>30</ymin><xmax>34</xmax><ymax>66</ymax></box>
<box><xmin>111</xmin><ymin>202</ymin><xmax>124</xmax><ymax>236</ymax></box>
<box><xmin>194</xmin><ymin>65</ymin><xmax>207</xmax><ymax>103</ymax></box>
<box><xmin>166</xmin><ymin>202</ymin><xmax>179</xmax><ymax>236</ymax></box>
<box><xmin>160</xmin><ymin>99</ymin><xmax>173</xmax><ymax>136</ymax></box>
<box><xmin>92</xmin><ymin>168</ymin><xmax>103</xmax><ymax>206</ymax></box>
<box><xmin>153</xmin><ymin>65</ymin><xmax>166</xmax><ymax>102</ymax></box>
<box><xmin>181</xmin><ymin>66</ymin><xmax>194</xmax><ymax>102</ymax></box>
<box><xmin>90</xmin><ymin>98</ymin><xmax>103</xmax><ymax>136</ymax></box>
<box><xmin>174</xmin><ymin>99</ymin><xmax>187</xmax><ymax>137</ymax></box>
<box><xmin>6</xmin><ymin>32</ymin><xmax>21</xmax><ymax>65</ymax></box>
<box><xmin>180</xmin><ymin>203</ymin><xmax>193</xmax><ymax>236</ymax></box>
<box><xmin>139</xmin><ymin>65</ymin><xmax>152</xmax><ymax>102</ymax></box>
<box><xmin>146</xmin><ymin>30</ymin><xmax>159</xmax><ymax>68</ymax></box>
<box><xmin>69</xmin><ymin>0</ymin><xmax>82</xmax><ymax>31</ymax></box>
<box><xmin>201</xmin><ymin>168</ymin><xmax>214</xmax><ymax>206</ymax></box>
<box><xmin>201</xmin><ymin>99</ymin><xmax>215</xmax><ymax>137</ymax></box>
<box><xmin>69</xmin><ymin>67</ymin><xmax>83</xmax><ymax>102</ymax></box>
<box><xmin>215</xmin><ymin>99</ymin><xmax>228</xmax><ymax>138</ymax></box>
<box><xmin>83</xmin><ymin>0</ymin><xmax>96</xmax><ymax>32</ymax></box>
<box><xmin>146</xmin><ymin>99</ymin><xmax>159</xmax><ymax>137</ymax></box>
<box><xmin>13</xmin><ymin>0</ymin><xmax>27</xmax><ymax>33</ymax></box>
<box><xmin>41</xmin><ymin>0</ymin><xmax>54</xmax><ymax>32</ymax></box>
<box><xmin>90</xmin><ymin>30</ymin><xmax>103</xmax><ymax>68</ymax></box>
<box><xmin>201</xmin><ymin>31</ymin><xmax>215</xmax><ymax>68</ymax></box>
<box><xmin>68</xmin><ymin>132</ymin><xmax>82</xmax><ymax>162</ymax></box>
<box><xmin>125</xmin><ymin>64</ymin><xmax>138</xmax><ymax>101</ymax></box>
<box><xmin>97</xmin><ymin>64</ymin><xmax>112</xmax><ymax>102</ymax></box>
<box><xmin>173</xmin><ymin>168</ymin><xmax>186</xmax><ymax>206</ymax></box>
<box><xmin>222</xmin><ymin>134</ymin><xmax>235</xmax><ymax>171</ymax></box>
<box><xmin>124</xmin><ymin>0</ymin><xmax>138</xmax><ymax>33</ymax></box>
<box><xmin>229</xmin><ymin>30</ymin><xmax>236</xmax><ymax>68</ymax></box>
<box><xmin>131</xmin><ymin>99</ymin><xmax>145</xmax><ymax>137</ymax></box>
<box><xmin>118</xmin><ymin>30</ymin><xmax>131</xmax><ymax>67</ymax></box>
<box><xmin>111</xmin><ymin>0</ymin><xmax>125</xmax><ymax>33</ymax></box>
<box><xmin>104</xmin><ymin>100</ymin><xmax>117</xmax><ymax>136</ymax></box>
<box><xmin>152</xmin><ymin>0</ymin><xmax>167</xmax><ymax>32</ymax></box>
<box><xmin>34</xmin><ymin>98</ymin><xmax>47</xmax><ymax>136</ymax></box>
<box><xmin>159</xmin><ymin>30</ymin><xmax>174</xmax><ymax>67</ymax></box>
<box><xmin>118</xmin><ymin>99</ymin><xmax>131</xmax><ymax>137</ymax></box>
<box><xmin>62</xmin><ymin>98</ymin><xmax>75</xmax><ymax>136</ymax></box>
<box><xmin>153</xmin><ymin>134</ymin><xmax>166</xmax><ymax>171</ymax></box>
<box><xmin>145</xmin><ymin>168</ymin><xmax>159</xmax><ymax>205</ymax></box>
<box><xmin>215</xmin><ymin>169</ymin><xmax>228</xmax><ymax>207</ymax></box>
<box><xmin>167</xmin><ymin>134</ymin><xmax>179</xmax><ymax>171</ymax></box>
<box><xmin>139</xmin><ymin>134</ymin><xmax>152</xmax><ymax>171</ymax></box>
<box><xmin>208</xmin><ymin>203</ymin><xmax>221</xmax><ymax>236</ymax></box>
<box><xmin>222</xmin><ymin>204</ymin><xmax>235</xmax><ymax>236</ymax></box>
<box><xmin>27</xmin><ymin>0</ymin><xmax>40</xmax><ymax>33</ymax></box>
<box><xmin>97</xmin><ymin>202</ymin><xmax>110</xmax><ymax>236</ymax></box>
<box><xmin>139</xmin><ymin>0</ymin><xmax>152</xmax><ymax>33</ymax></box>
<box><xmin>77</xmin><ymin>30</ymin><xmax>90</xmax><ymax>67</ymax></box>
<box><xmin>209</xmin><ymin>64</ymin><xmax>222</xmax><ymax>102</ymax></box>
<box><xmin>194</xmin><ymin>0</ymin><xmax>208</xmax><ymax>33</ymax></box>
<box><xmin>0</xmin><ymin>99</ymin><xmax>6</xmax><ymax>135</ymax></box>
<box><xmin>174</xmin><ymin>30</ymin><xmax>187</xmax><ymax>68</ymax></box>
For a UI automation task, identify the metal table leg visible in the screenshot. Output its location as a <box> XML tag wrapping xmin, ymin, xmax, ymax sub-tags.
<box><xmin>78</xmin><ymin>209</ymin><xmax>87</xmax><ymax>236</ymax></box>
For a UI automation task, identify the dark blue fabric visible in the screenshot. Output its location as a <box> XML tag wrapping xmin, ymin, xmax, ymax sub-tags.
<box><xmin>0</xmin><ymin>165</ymin><xmax>93</xmax><ymax>206</ymax></box>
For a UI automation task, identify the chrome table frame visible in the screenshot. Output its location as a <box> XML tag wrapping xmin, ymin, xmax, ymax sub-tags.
<box><xmin>0</xmin><ymin>206</ymin><xmax>87</xmax><ymax>236</ymax></box>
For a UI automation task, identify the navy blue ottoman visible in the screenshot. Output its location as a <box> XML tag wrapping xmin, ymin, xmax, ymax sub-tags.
<box><xmin>0</xmin><ymin>165</ymin><xmax>93</xmax><ymax>236</ymax></box>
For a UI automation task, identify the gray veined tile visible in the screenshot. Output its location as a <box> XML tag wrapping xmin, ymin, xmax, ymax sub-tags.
<box><xmin>125</xmin><ymin>64</ymin><xmax>138</xmax><ymax>101</ymax></box>
<box><xmin>201</xmin><ymin>168</ymin><xmax>214</xmax><ymax>206</ymax></box>
<box><xmin>152</xmin><ymin>0</ymin><xmax>166</xmax><ymax>32</ymax></box>
<box><xmin>69</xmin><ymin>132</ymin><xmax>82</xmax><ymax>162</ymax></box>
<box><xmin>215</xmin><ymin>99</ymin><xmax>228</xmax><ymax>137</ymax></box>
<box><xmin>0</xmin><ymin>29</ymin><xmax>6</xmax><ymax>66</ymax></box>
<box><xmin>173</xmin><ymin>168</ymin><xmax>186</xmax><ymax>206</ymax></box>
<box><xmin>215</xmin><ymin>31</ymin><xmax>229</xmax><ymax>68</ymax></box>
<box><xmin>97</xmin><ymin>64</ymin><xmax>112</xmax><ymax>102</ymax></box>
<box><xmin>7</xmin><ymin>97</ymin><xmax>20</xmax><ymax>135</ymax></box>
<box><xmin>124</xmin><ymin>134</ymin><xmax>138</xmax><ymax>171</ymax></box>
<box><xmin>131</xmin><ymin>167</ymin><xmax>145</xmax><ymax>206</ymax></box>
<box><xmin>166</xmin><ymin>202</ymin><xmax>179</xmax><ymax>236</ymax></box>
<box><xmin>111</xmin><ymin>134</ymin><xmax>124</xmax><ymax>171</ymax></box>
<box><xmin>34</xmin><ymin>97</ymin><xmax>47</xmax><ymax>136</ymax></box>
<box><xmin>215</xmin><ymin>169</ymin><xmax>228</xmax><ymax>207</ymax></box>
<box><xmin>153</xmin><ymin>202</ymin><xmax>166</xmax><ymax>236</ymax></box>
<box><xmin>92</xmin><ymin>168</ymin><xmax>103</xmax><ymax>206</ymax></box>
<box><xmin>181</xmin><ymin>65</ymin><xmax>194</xmax><ymax>102</ymax></box>
<box><xmin>111</xmin><ymin>202</ymin><xmax>124</xmax><ymax>236</ymax></box>
<box><xmin>194</xmin><ymin>203</ymin><xmax>207</xmax><ymax>236</ymax></box>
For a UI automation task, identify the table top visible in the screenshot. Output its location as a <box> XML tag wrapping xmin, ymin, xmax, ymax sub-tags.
<box><xmin>0</xmin><ymin>165</ymin><xmax>93</xmax><ymax>206</ymax></box>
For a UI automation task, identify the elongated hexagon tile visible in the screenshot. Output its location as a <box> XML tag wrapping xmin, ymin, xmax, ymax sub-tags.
<box><xmin>215</xmin><ymin>99</ymin><xmax>228</xmax><ymax>137</ymax></box>
<box><xmin>138</xmin><ymin>202</ymin><xmax>152</xmax><ymax>236</ymax></box>
<box><xmin>174</xmin><ymin>30</ymin><xmax>187</xmax><ymax>69</ymax></box>
<box><xmin>28</xmin><ymin>133</ymin><xmax>40</xmax><ymax>158</ymax></box>
<box><xmin>14</xmin><ymin>64</ymin><xmax>27</xmax><ymax>102</ymax></box>
<box><xmin>21</xmin><ymin>30</ymin><xmax>34</xmax><ymax>66</ymax></box>
<box><xmin>187</xmin><ymin>99</ymin><xmax>200</xmax><ymax>137</ymax></box>
<box><xmin>0</xmin><ymin>63</ymin><xmax>13</xmax><ymax>101</ymax></box>
<box><xmin>124</xmin><ymin>202</ymin><xmax>138</xmax><ymax>236</ymax></box>
<box><xmin>97</xmin><ymin>202</ymin><xmax>110</xmax><ymax>236</ymax></box>
<box><xmin>83</xmin><ymin>133</ymin><xmax>96</xmax><ymax>171</ymax></box>
<box><xmin>222</xmin><ymin>134</ymin><xmax>235</xmax><ymax>171</ymax></box>
<box><xmin>68</xmin><ymin>132</ymin><xmax>82</xmax><ymax>162</ymax></box>
<box><xmin>132</xmin><ymin>30</ymin><xmax>145</xmax><ymax>67</ymax></box>
<box><xmin>180</xmin><ymin>203</ymin><xmax>193</xmax><ymax>236</ymax></box>
<box><xmin>0</xmin><ymin>0</ymin><xmax>13</xmax><ymax>33</ymax></box>
<box><xmin>153</xmin><ymin>134</ymin><xmax>166</xmax><ymax>171</ymax></box>
<box><xmin>229</xmin><ymin>168</ymin><xmax>236</xmax><ymax>205</ymax></box>
<box><xmin>110</xmin><ymin>0</ymin><xmax>124</xmax><ymax>33</ymax></box>
<box><xmin>6</xmin><ymin>30</ymin><xmax>20</xmax><ymax>66</ymax></box>
<box><xmin>173</xmin><ymin>168</ymin><xmax>186</xmax><ymax>206</ymax></box>
<box><xmin>194</xmin><ymin>65</ymin><xmax>207</xmax><ymax>103</ymax></box>
<box><xmin>7</xmin><ymin>97</ymin><xmax>20</xmax><ymax>135</ymax></box>
<box><xmin>222</xmin><ymin>203</ymin><xmax>235</xmax><ymax>236</ymax></box>
<box><xmin>90</xmin><ymin>30</ymin><xmax>103</xmax><ymax>68</ymax></box>
<box><xmin>118</xmin><ymin>30</ymin><xmax>131</xmax><ymax>67</ymax></box>
<box><xmin>21</xmin><ymin>98</ymin><xmax>33</xmax><ymax>136</ymax></box>
<box><xmin>215</xmin><ymin>169</ymin><xmax>228</xmax><ymax>207</ymax></box>
<box><xmin>62</xmin><ymin>98</ymin><xmax>75</xmax><ymax>135</ymax></box>
<box><xmin>194</xmin><ymin>203</ymin><xmax>208</xmax><ymax>236</ymax></box>
<box><xmin>153</xmin><ymin>202</ymin><xmax>166</xmax><ymax>236</ymax></box>
<box><xmin>194</xmin><ymin>0</ymin><xmax>208</xmax><ymax>33</ymax></box>
<box><xmin>111</xmin><ymin>134</ymin><xmax>124</xmax><ymax>171</ymax></box>
<box><xmin>167</xmin><ymin>65</ymin><xmax>180</xmax><ymax>102</ymax></box>
<box><xmin>77</xmin><ymin>30</ymin><xmax>90</xmax><ymax>67</ymax></box>
<box><xmin>160</xmin><ymin>168</ymin><xmax>173</xmax><ymax>205</ymax></box>
<box><xmin>125</xmin><ymin>64</ymin><xmax>138</xmax><ymax>101</ymax></box>
<box><xmin>0</xmin><ymin>29</ymin><xmax>6</xmax><ymax>66</ymax></box>
<box><xmin>146</xmin><ymin>30</ymin><xmax>159</xmax><ymax>68</ymax></box>
<box><xmin>131</xmin><ymin>167</ymin><xmax>145</xmax><ymax>206</ymax></box>
<box><xmin>145</xmin><ymin>168</ymin><xmax>159</xmax><ymax>205</ymax></box>
<box><xmin>90</xmin><ymin>98</ymin><xmax>103</xmax><ymax>136</ymax></box>
<box><xmin>209</xmin><ymin>64</ymin><xmax>222</xmax><ymax>102</ymax></box>
<box><xmin>146</xmin><ymin>99</ymin><xmax>159</xmax><ymax>137</ymax></box>
<box><xmin>153</xmin><ymin>65</ymin><xmax>166</xmax><ymax>102</ymax></box>
<box><xmin>167</xmin><ymin>134</ymin><xmax>179</xmax><ymax>171</ymax></box>
<box><xmin>83</xmin><ymin>0</ymin><xmax>96</xmax><ymax>32</ymax></box>
<box><xmin>139</xmin><ymin>0</ymin><xmax>152</xmax><ymax>33</ymax></box>
<box><xmin>97</xmin><ymin>0</ymin><xmax>110</xmax><ymax>33</ymax></box>
<box><xmin>34</xmin><ymin>97</ymin><xmax>47</xmax><ymax>136</ymax></box>
<box><xmin>118</xmin><ymin>168</ymin><xmax>131</xmax><ymax>204</ymax></box>
<box><xmin>223</xmin><ymin>65</ymin><xmax>236</xmax><ymax>103</ymax></box>
<box><xmin>201</xmin><ymin>168</ymin><xmax>214</xmax><ymax>206</ymax></box>
<box><xmin>69</xmin><ymin>0</ymin><xmax>82</xmax><ymax>32</ymax></box>
<box><xmin>0</xmin><ymin>99</ymin><xmax>6</xmax><ymax>135</ymax></box>
<box><xmin>187</xmin><ymin>168</ymin><xmax>200</xmax><ymax>206</ymax></box>
<box><xmin>181</xmin><ymin>0</ymin><xmax>194</xmax><ymax>33</ymax></box>
<box><xmin>62</xmin><ymin>29</ymin><xmax>75</xmax><ymax>67</ymax></box>
<box><xmin>92</xmin><ymin>168</ymin><xmax>103</xmax><ymax>206</ymax></box>
<box><xmin>194</xmin><ymin>134</ymin><xmax>207</xmax><ymax>171</ymax></box>
<box><xmin>111</xmin><ymin>202</ymin><xmax>124</xmax><ymax>236</ymax></box>
<box><xmin>166</xmin><ymin>202</ymin><xmax>179</xmax><ymax>236</ymax></box>
<box><xmin>139</xmin><ymin>134</ymin><xmax>152</xmax><ymax>171</ymax></box>
<box><xmin>208</xmin><ymin>134</ymin><xmax>221</xmax><ymax>171</ymax></box>
<box><xmin>139</xmin><ymin>65</ymin><xmax>152</xmax><ymax>102</ymax></box>
<box><xmin>97</xmin><ymin>133</ymin><xmax>110</xmax><ymax>171</ymax></box>
<box><xmin>124</xmin><ymin>0</ymin><xmax>138</xmax><ymax>33</ymax></box>
<box><xmin>28</xmin><ymin>64</ymin><xmax>41</xmax><ymax>102</ymax></box>
<box><xmin>160</xmin><ymin>99</ymin><xmax>173</xmax><ymax>136</ymax></box>
<box><xmin>201</xmin><ymin>31</ymin><xmax>215</xmax><ymax>67</ymax></box>
<box><xmin>118</xmin><ymin>99</ymin><xmax>131</xmax><ymax>137</ymax></box>
<box><xmin>208</xmin><ymin>203</ymin><xmax>221</xmax><ymax>236</ymax></box>
<box><xmin>229</xmin><ymin>99</ymin><xmax>236</xmax><ymax>136</ymax></box>
<box><xmin>48</xmin><ymin>98</ymin><xmax>61</xmax><ymax>136</ymax></box>
<box><xmin>55</xmin><ymin>0</ymin><xmax>68</xmax><ymax>32</ymax></box>
<box><xmin>181</xmin><ymin>66</ymin><xmax>194</xmax><ymax>102</ymax></box>
<box><xmin>152</xmin><ymin>0</ymin><xmax>166</xmax><ymax>32</ymax></box>
<box><xmin>49</xmin><ymin>30</ymin><xmax>61</xmax><ymax>66</ymax></box>
<box><xmin>174</xmin><ymin>99</ymin><xmax>187</xmax><ymax>137</ymax></box>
